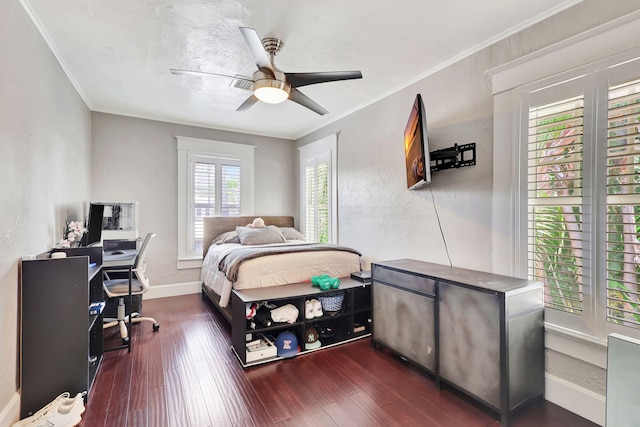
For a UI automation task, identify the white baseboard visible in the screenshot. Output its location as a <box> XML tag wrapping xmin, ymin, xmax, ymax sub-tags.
<box><xmin>545</xmin><ymin>373</ymin><xmax>605</xmax><ymax>426</ymax></box>
<box><xmin>143</xmin><ymin>281</ymin><xmax>202</xmax><ymax>300</ymax></box>
<box><xmin>0</xmin><ymin>392</ymin><xmax>20</xmax><ymax>427</ymax></box>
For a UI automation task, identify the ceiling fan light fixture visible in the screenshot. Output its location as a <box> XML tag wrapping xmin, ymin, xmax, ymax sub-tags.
<box><xmin>172</xmin><ymin>28</ymin><xmax>362</xmax><ymax>114</ymax></box>
<box><xmin>254</xmin><ymin>78</ymin><xmax>290</xmax><ymax>104</ymax></box>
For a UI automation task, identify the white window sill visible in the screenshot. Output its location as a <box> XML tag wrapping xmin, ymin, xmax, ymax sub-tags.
<box><xmin>177</xmin><ymin>257</ymin><xmax>203</xmax><ymax>270</ymax></box>
<box><xmin>544</xmin><ymin>322</ymin><xmax>607</xmax><ymax>369</ymax></box>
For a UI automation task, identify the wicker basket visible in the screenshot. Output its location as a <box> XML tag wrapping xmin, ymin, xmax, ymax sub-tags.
<box><xmin>318</xmin><ymin>291</ymin><xmax>345</xmax><ymax>312</ymax></box>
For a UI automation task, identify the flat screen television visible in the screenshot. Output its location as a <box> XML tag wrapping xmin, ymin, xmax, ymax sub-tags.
<box><xmin>82</xmin><ymin>203</ymin><xmax>105</xmax><ymax>246</ymax></box>
<box><xmin>404</xmin><ymin>94</ymin><xmax>431</xmax><ymax>190</ymax></box>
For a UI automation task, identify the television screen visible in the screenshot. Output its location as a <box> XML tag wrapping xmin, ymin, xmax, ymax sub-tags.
<box><xmin>404</xmin><ymin>94</ymin><xmax>431</xmax><ymax>190</ymax></box>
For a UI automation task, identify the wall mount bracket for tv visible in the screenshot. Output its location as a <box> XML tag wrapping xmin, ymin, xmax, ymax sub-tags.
<box><xmin>429</xmin><ymin>143</ymin><xmax>476</xmax><ymax>172</ymax></box>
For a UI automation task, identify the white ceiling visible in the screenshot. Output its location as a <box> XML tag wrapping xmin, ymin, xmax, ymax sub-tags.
<box><xmin>23</xmin><ymin>0</ymin><xmax>580</xmax><ymax>139</ymax></box>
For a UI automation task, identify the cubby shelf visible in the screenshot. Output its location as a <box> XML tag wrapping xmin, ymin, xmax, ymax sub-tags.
<box><xmin>20</xmin><ymin>247</ymin><xmax>104</xmax><ymax>419</ymax></box>
<box><xmin>231</xmin><ymin>278</ymin><xmax>372</xmax><ymax>367</ymax></box>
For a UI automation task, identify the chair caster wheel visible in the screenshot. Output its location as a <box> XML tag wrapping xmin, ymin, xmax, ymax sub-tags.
<box><xmin>122</xmin><ymin>337</ymin><xmax>130</xmax><ymax>345</ymax></box>
<box><xmin>153</xmin><ymin>323</ymin><xmax>160</xmax><ymax>332</ymax></box>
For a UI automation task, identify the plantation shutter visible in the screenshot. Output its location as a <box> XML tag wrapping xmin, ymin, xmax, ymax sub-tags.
<box><xmin>192</xmin><ymin>157</ymin><xmax>241</xmax><ymax>252</ymax></box>
<box><xmin>221</xmin><ymin>163</ymin><xmax>241</xmax><ymax>216</ymax></box>
<box><xmin>193</xmin><ymin>161</ymin><xmax>216</xmax><ymax>252</ymax></box>
<box><xmin>527</xmin><ymin>95</ymin><xmax>584</xmax><ymax>314</ymax></box>
<box><xmin>606</xmin><ymin>78</ymin><xmax>640</xmax><ymax>328</ymax></box>
<box><xmin>304</xmin><ymin>160</ymin><xmax>316</xmax><ymax>241</ymax></box>
<box><xmin>317</xmin><ymin>160</ymin><xmax>329</xmax><ymax>243</ymax></box>
<box><xmin>304</xmin><ymin>154</ymin><xmax>330</xmax><ymax>243</ymax></box>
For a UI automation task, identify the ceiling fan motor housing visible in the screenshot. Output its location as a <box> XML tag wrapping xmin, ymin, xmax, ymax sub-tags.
<box><xmin>262</xmin><ymin>37</ymin><xmax>284</xmax><ymax>56</ymax></box>
<box><xmin>253</xmin><ymin>69</ymin><xmax>291</xmax><ymax>103</ymax></box>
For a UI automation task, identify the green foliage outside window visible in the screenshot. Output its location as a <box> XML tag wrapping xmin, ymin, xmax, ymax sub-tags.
<box><xmin>529</xmin><ymin>106</ymin><xmax>584</xmax><ymax>314</ymax></box>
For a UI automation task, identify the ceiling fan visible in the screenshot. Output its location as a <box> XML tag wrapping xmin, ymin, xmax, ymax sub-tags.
<box><xmin>170</xmin><ymin>27</ymin><xmax>362</xmax><ymax>115</ymax></box>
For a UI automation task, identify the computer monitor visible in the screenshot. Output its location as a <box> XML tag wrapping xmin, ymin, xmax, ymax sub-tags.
<box><xmin>83</xmin><ymin>203</ymin><xmax>104</xmax><ymax>246</ymax></box>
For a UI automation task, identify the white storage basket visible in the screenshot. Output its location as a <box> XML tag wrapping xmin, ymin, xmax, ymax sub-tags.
<box><xmin>318</xmin><ymin>291</ymin><xmax>345</xmax><ymax>312</ymax></box>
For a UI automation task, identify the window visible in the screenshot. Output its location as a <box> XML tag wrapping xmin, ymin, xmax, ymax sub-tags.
<box><xmin>299</xmin><ymin>134</ymin><xmax>337</xmax><ymax>243</ymax></box>
<box><xmin>177</xmin><ymin>137</ymin><xmax>254</xmax><ymax>268</ymax></box>
<box><xmin>303</xmin><ymin>155</ymin><xmax>329</xmax><ymax>242</ymax></box>
<box><xmin>605</xmin><ymin>78</ymin><xmax>640</xmax><ymax>328</ymax></box>
<box><xmin>527</xmin><ymin>95</ymin><xmax>585</xmax><ymax>315</ymax></box>
<box><xmin>489</xmin><ymin>17</ymin><xmax>640</xmax><ymax>413</ymax></box>
<box><xmin>192</xmin><ymin>156</ymin><xmax>241</xmax><ymax>253</ymax></box>
<box><xmin>515</xmin><ymin>57</ymin><xmax>640</xmax><ymax>338</ymax></box>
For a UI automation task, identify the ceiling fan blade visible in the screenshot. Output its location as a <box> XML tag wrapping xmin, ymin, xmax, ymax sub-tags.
<box><xmin>285</xmin><ymin>71</ymin><xmax>362</xmax><ymax>88</ymax></box>
<box><xmin>239</xmin><ymin>27</ymin><xmax>274</xmax><ymax>76</ymax></box>
<box><xmin>170</xmin><ymin>68</ymin><xmax>253</xmax><ymax>83</ymax></box>
<box><xmin>237</xmin><ymin>94</ymin><xmax>259</xmax><ymax>112</ymax></box>
<box><xmin>289</xmin><ymin>89</ymin><xmax>328</xmax><ymax>115</ymax></box>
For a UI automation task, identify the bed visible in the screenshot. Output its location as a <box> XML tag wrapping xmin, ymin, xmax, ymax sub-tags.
<box><xmin>200</xmin><ymin>216</ymin><xmax>363</xmax><ymax>323</ymax></box>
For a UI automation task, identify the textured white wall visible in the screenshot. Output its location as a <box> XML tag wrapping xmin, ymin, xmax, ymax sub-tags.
<box><xmin>298</xmin><ymin>56</ymin><xmax>495</xmax><ymax>272</ymax></box>
<box><xmin>90</xmin><ymin>112</ymin><xmax>296</xmax><ymax>286</ymax></box>
<box><xmin>0</xmin><ymin>0</ymin><xmax>91</xmax><ymax>420</ymax></box>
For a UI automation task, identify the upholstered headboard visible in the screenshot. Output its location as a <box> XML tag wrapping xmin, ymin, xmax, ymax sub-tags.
<box><xmin>202</xmin><ymin>216</ymin><xmax>295</xmax><ymax>258</ymax></box>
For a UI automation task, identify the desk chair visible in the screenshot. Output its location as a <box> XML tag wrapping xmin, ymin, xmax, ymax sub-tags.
<box><xmin>103</xmin><ymin>233</ymin><xmax>159</xmax><ymax>344</ymax></box>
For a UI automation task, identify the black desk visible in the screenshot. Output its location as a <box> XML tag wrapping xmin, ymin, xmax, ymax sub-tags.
<box><xmin>103</xmin><ymin>250</ymin><xmax>137</xmax><ymax>353</ymax></box>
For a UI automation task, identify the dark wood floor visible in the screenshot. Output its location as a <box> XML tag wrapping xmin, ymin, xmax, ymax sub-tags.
<box><xmin>80</xmin><ymin>293</ymin><xmax>598</xmax><ymax>427</ymax></box>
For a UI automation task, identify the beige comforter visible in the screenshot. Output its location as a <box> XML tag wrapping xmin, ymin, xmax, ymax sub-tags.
<box><xmin>201</xmin><ymin>240</ymin><xmax>362</xmax><ymax>307</ymax></box>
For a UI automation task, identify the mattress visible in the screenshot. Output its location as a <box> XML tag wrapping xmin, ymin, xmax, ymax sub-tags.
<box><xmin>201</xmin><ymin>240</ymin><xmax>362</xmax><ymax>307</ymax></box>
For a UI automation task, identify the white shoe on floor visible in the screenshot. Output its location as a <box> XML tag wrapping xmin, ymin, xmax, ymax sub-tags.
<box><xmin>32</xmin><ymin>401</ymin><xmax>83</xmax><ymax>427</ymax></box>
<box><xmin>13</xmin><ymin>392</ymin><xmax>85</xmax><ymax>427</ymax></box>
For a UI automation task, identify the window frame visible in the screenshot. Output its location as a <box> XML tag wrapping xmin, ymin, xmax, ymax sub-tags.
<box><xmin>299</xmin><ymin>134</ymin><xmax>338</xmax><ymax>243</ymax></box>
<box><xmin>602</xmin><ymin>66</ymin><xmax>640</xmax><ymax>333</ymax></box>
<box><xmin>177</xmin><ymin>136</ymin><xmax>255</xmax><ymax>269</ymax></box>
<box><xmin>525</xmin><ymin>84</ymin><xmax>588</xmax><ymax>320</ymax></box>
<box><xmin>519</xmin><ymin>76</ymin><xmax>597</xmax><ymax>335</ymax></box>
<box><xmin>489</xmin><ymin>12</ymin><xmax>640</xmax><ymax>395</ymax></box>
<box><xmin>494</xmin><ymin>52</ymin><xmax>640</xmax><ymax>342</ymax></box>
<box><xmin>191</xmin><ymin>155</ymin><xmax>242</xmax><ymax>254</ymax></box>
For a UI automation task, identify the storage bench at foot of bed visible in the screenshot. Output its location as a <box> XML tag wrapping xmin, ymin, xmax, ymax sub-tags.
<box><xmin>230</xmin><ymin>277</ymin><xmax>372</xmax><ymax>367</ymax></box>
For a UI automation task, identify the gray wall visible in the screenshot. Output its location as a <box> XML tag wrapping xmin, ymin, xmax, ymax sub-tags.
<box><xmin>296</xmin><ymin>0</ymin><xmax>640</xmax><ymax>421</ymax></box>
<box><xmin>297</xmin><ymin>58</ymin><xmax>494</xmax><ymax>272</ymax></box>
<box><xmin>91</xmin><ymin>113</ymin><xmax>296</xmax><ymax>285</ymax></box>
<box><xmin>0</xmin><ymin>0</ymin><xmax>92</xmax><ymax>419</ymax></box>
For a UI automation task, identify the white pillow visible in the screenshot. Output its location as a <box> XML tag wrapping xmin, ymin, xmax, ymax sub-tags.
<box><xmin>279</xmin><ymin>227</ymin><xmax>305</xmax><ymax>241</ymax></box>
<box><xmin>211</xmin><ymin>230</ymin><xmax>240</xmax><ymax>245</ymax></box>
<box><xmin>235</xmin><ymin>225</ymin><xmax>286</xmax><ymax>245</ymax></box>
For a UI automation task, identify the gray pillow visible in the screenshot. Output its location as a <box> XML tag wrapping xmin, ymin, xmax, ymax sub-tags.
<box><xmin>236</xmin><ymin>225</ymin><xmax>286</xmax><ymax>245</ymax></box>
<box><xmin>279</xmin><ymin>227</ymin><xmax>305</xmax><ymax>241</ymax></box>
<box><xmin>211</xmin><ymin>230</ymin><xmax>240</xmax><ymax>245</ymax></box>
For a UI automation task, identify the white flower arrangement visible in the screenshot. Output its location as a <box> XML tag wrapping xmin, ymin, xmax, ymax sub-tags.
<box><xmin>59</xmin><ymin>220</ymin><xmax>86</xmax><ymax>248</ymax></box>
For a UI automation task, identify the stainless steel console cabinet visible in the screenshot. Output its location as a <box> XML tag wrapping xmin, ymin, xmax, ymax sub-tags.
<box><xmin>372</xmin><ymin>259</ymin><xmax>544</xmax><ymax>426</ymax></box>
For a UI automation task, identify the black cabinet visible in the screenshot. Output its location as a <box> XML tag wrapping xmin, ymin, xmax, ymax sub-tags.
<box><xmin>372</xmin><ymin>259</ymin><xmax>544</xmax><ymax>427</ymax></box>
<box><xmin>231</xmin><ymin>278</ymin><xmax>372</xmax><ymax>367</ymax></box>
<box><xmin>20</xmin><ymin>247</ymin><xmax>104</xmax><ymax>418</ymax></box>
